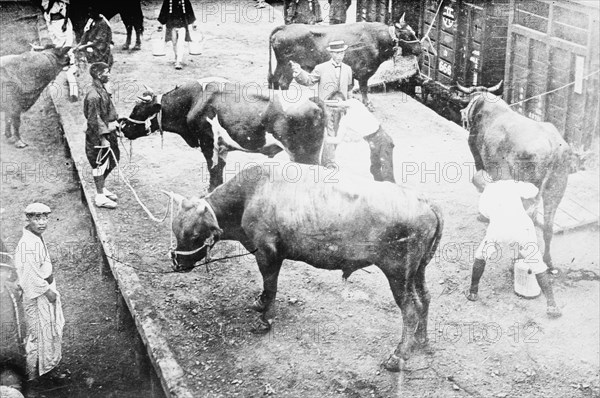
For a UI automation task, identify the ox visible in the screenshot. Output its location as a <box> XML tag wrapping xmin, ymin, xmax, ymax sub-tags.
<box><xmin>0</xmin><ymin>46</ymin><xmax>71</xmax><ymax>148</ymax></box>
<box><xmin>453</xmin><ymin>81</ymin><xmax>573</xmax><ymax>271</ymax></box>
<box><xmin>119</xmin><ymin>79</ymin><xmax>325</xmax><ymax>191</ymax></box>
<box><xmin>69</xmin><ymin>1</ymin><xmax>144</xmax><ymax>50</ymax></box>
<box><xmin>168</xmin><ymin>164</ymin><xmax>443</xmax><ymax>372</ymax></box>
<box><xmin>268</xmin><ymin>15</ymin><xmax>422</xmax><ymax>108</ymax></box>
<box><xmin>0</xmin><ymin>238</ymin><xmax>27</xmax><ymax>394</ymax></box>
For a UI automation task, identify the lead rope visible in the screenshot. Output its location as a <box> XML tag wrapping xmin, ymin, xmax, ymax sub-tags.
<box><xmin>419</xmin><ymin>0</ymin><xmax>443</xmax><ymax>80</ymax></box>
<box><xmin>106</xmin><ymin>147</ymin><xmax>172</xmax><ymax>223</ymax></box>
<box><xmin>509</xmin><ymin>69</ymin><xmax>600</xmax><ymax>108</ymax></box>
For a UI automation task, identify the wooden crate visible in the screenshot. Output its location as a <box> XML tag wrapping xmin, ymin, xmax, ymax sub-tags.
<box><xmin>504</xmin><ymin>0</ymin><xmax>600</xmax><ymax>150</ymax></box>
<box><xmin>420</xmin><ymin>0</ymin><xmax>510</xmax><ymax>88</ymax></box>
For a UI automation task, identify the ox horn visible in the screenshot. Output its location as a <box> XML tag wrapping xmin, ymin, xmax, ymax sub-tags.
<box><xmin>143</xmin><ymin>84</ymin><xmax>154</xmax><ymax>94</ymax></box>
<box><xmin>161</xmin><ymin>190</ymin><xmax>187</xmax><ymax>209</ymax></box>
<box><xmin>486</xmin><ymin>80</ymin><xmax>504</xmax><ymax>95</ymax></box>
<box><xmin>456</xmin><ymin>81</ymin><xmax>476</xmax><ymax>94</ymax></box>
<box><xmin>399</xmin><ymin>13</ymin><xmax>405</xmax><ymax>25</ymax></box>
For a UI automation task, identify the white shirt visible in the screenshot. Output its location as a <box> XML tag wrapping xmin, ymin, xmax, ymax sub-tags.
<box><xmin>479</xmin><ymin>180</ymin><xmax>538</xmax><ymax>243</ymax></box>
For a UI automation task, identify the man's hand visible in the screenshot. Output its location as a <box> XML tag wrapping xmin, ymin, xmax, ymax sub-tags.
<box><xmin>45</xmin><ymin>289</ymin><xmax>57</xmax><ymax>303</ymax></box>
<box><xmin>107</xmin><ymin>121</ymin><xmax>119</xmax><ymax>132</ymax></box>
<box><xmin>289</xmin><ymin>61</ymin><xmax>302</xmax><ymax>75</ymax></box>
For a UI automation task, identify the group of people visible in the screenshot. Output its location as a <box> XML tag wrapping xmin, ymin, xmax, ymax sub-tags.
<box><xmin>290</xmin><ymin>40</ymin><xmax>561</xmax><ymax>318</ymax></box>
<box><xmin>4</xmin><ymin>2</ymin><xmax>562</xmax><ymax>392</ymax></box>
<box><xmin>284</xmin><ymin>0</ymin><xmax>352</xmax><ymax>25</ymax></box>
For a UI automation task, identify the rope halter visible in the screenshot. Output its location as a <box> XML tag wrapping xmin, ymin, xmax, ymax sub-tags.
<box><xmin>169</xmin><ymin>199</ymin><xmax>219</xmax><ymax>272</ymax></box>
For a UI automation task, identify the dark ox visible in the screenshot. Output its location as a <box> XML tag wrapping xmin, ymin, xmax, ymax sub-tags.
<box><xmin>120</xmin><ymin>79</ymin><xmax>325</xmax><ymax>191</ymax></box>
<box><xmin>0</xmin><ymin>238</ymin><xmax>27</xmax><ymax>394</ymax></box>
<box><xmin>69</xmin><ymin>1</ymin><xmax>144</xmax><ymax>50</ymax></box>
<box><xmin>454</xmin><ymin>81</ymin><xmax>575</xmax><ymax>270</ymax></box>
<box><xmin>0</xmin><ymin>46</ymin><xmax>71</xmax><ymax>148</ymax></box>
<box><xmin>268</xmin><ymin>15</ymin><xmax>422</xmax><ymax>108</ymax></box>
<box><xmin>168</xmin><ymin>164</ymin><xmax>443</xmax><ymax>372</ymax></box>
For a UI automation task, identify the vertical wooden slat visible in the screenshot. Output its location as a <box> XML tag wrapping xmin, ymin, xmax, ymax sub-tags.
<box><xmin>504</xmin><ymin>0</ymin><xmax>517</xmax><ymax>103</ymax></box>
<box><xmin>540</xmin><ymin>2</ymin><xmax>553</xmax><ymax>121</ymax></box>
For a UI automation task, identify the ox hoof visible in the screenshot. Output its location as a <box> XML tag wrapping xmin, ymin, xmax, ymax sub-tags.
<box><xmin>418</xmin><ymin>339</ymin><xmax>434</xmax><ymax>355</ymax></box>
<box><xmin>248</xmin><ymin>297</ymin><xmax>267</xmax><ymax>313</ymax></box>
<box><xmin>250</xmin><ymin>318</ymin><xmax>272</xmax><ymax>334</ymax></box>
<box><xmin>5</xmin><ymin>135</ymin><xmax>15</xmax><ymax>144</ymax></box>
<box><xmin>14</xmin><ymin>140</ymin><xmax>28</xmax><ymax>148</ymax></box>
<box><xmin>132</xmin><ymin>44</ymin><xmax>142</xmax><ymax>51</ymax></box>
<box><xmin>382</xmin><ymin>354</ymin><xmax>404</xmax><ymax>372</ymax></box>
<box><xmin>547</xmin><ymin>267</ymin><xmax>559</xmax><ymax>276</ymax></box>
<box><xmin>547</xmin><ymin>306</ymin><xmax>562</xmax><ymax>318</ymax></box>
<box><xmin>465</xmin><ymin>290</ymin><xmax>478</xmax><ymax>302</ymax></box>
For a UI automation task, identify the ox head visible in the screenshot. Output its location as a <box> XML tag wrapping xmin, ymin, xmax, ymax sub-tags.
<box><xmin>167</xmin><ymin>193</ymin><xmax>222</xmax><ymax>272</ymax></box>
<box><xmin>33</xmin><ymin>44</ymin><xmax>73</xmax><ymax>68</ymax></box>
<box><xmin>449</xmin><ymin>80</ymin><xmax>504</xmax><ymax>127</ymax></box>
<box><xmin>119</xmin><ymin>86</ymin><xmax>162</xmax><ymax>140</ymax></box>
<box><xmin>394</xmin><ymin>14</ymin><xmax>422</xmax><ymax>56</ymax></box>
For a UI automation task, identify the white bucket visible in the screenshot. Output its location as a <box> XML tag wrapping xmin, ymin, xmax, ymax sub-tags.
<box><xmin>152</xmin><ymin>29</ymin><xmax>166</xmax><ymax>56</ymax></box>
<box><xmin>513</xmin><ymin>259</ymin><xmax>541</xmax><ymax>298</ymax></box>
<box><xmin>188</xmin><ymin>26</ymin><xmax>204</xmax><ymax>55</ymax></box>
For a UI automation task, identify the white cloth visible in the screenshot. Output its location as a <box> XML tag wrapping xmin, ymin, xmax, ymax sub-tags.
<box><xmin>14</xmin><ymin>228</ymin><xmax>64</xmax><ymax>379</ymax></box>
<box><xmin>42</xmin><ymin>1</ymin><xmax>74</xmax><ymax>48</ymax></box>
<box><xmin>336</xmin><ymin>98</ymin><xmax>380</xmax><ymax>142</ymax></box>
<box><xmin>474</xmin><ymin>180</ymin><xmax>547</xmax><ymax>273</ymax></box>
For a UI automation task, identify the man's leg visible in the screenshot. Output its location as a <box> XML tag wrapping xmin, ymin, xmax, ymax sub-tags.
<box><xmin>467</xmin><ymin>240</ymin><xmax>494</xmax><ymax>301</ymax></box>
<box><xmin>101</xmin><ymin>140</ymin><xmax>120</xmax><ymax>201</ymax></box>
<box><xmin>364</xmin><ymin>128</ymin><xmax>395</xmax><ymax>182</ymax></box>
<box><xmin>174</xmin><ymin>27</ymin><xmax>185</xmax><ymax>69</ymax></box>
<box><xmin>91</xmin><ymin>147</ymin><xmax>117</xmax><ymax>209</ymax></box>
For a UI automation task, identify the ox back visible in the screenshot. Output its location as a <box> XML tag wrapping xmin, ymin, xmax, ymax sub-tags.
<box><xmin>0</xmin><ymin>48</ymin><xmax>69</xmax><ymax>114</ymax></box>
<box><xmin>269</xmin><ymin>22</ymin><xmax>412</xmax><ymax>91</ymax></box>
<box><xmin>69</xmin><ymin>0</ymin><xmax>144</xmax><ymax>42</ymax></box>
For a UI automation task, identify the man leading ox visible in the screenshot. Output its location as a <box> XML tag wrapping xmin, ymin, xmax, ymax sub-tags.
<box><xmin>291</xmin><ymin>40</ymin><xmax>396</xmax><ymax>182</ymax></box>
<box><xmin>83</xmin><ymin>62</ymin><xmax>120</xmax><ymax>209</ymax></box>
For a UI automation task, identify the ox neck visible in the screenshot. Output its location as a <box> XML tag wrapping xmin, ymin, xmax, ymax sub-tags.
<box><xmin>462</xmin><ymin>95</ymin><xmax>481</xmax><ymax>131</ymax></box>
<box><xmin>205</xmin><ymin>181</ymin><xmax>250</xmax><ymax>234</ymax></box>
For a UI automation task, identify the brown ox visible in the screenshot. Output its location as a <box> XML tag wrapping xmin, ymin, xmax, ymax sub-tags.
<box><xmin>452</xmin><ymin>81</ymin><xmax>573</xmax><ymax>271</ymax></box>
<box><xmin>0</xmin><ymin>46</ymin><xmax>72</xmax><ymax>148</ymax></box>
<box><xmin>168</xmin><ymin>164</ymin><xmax>443</xmax><ymax>372</ymax></box>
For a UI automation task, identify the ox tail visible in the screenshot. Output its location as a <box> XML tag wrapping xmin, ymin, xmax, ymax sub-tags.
<box><xmin>423</xmin><ymin>201</ymin><xmax>444</xmax><ymax>267</ymax></box>
<box><xmin>268</xmin><ymin>33</ymin><xmax>274</xmax><ymax>89</ymax></box>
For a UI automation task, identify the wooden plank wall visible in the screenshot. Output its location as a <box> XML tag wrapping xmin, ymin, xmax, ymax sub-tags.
<box><xmin>505</xmin><ymin>0</ymin><xmax>600</xmax><ymax>150</ymax></box>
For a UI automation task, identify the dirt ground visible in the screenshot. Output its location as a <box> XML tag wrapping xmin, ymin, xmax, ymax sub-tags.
<box><xmin>1</xmin><ymin>0</ymin><xmax>599</xmax><ymax>397</ymax></box>
<box><xmin>0</xmin><ymin>98</ymin><xmax>153</xmax><ymax>397</ymax></box>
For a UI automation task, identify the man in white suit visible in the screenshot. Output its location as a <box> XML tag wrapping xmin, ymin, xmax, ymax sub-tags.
<box><xmin>289</xmin><ymin>41</ymin><xmax>396</xmax><ymax>183</ymax></box>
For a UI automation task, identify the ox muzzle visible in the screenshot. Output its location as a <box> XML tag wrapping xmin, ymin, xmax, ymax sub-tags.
<box><xmin>170</xmin><ymin>235</ymin><xmax>217</xmax><ymax>272</ymax></box>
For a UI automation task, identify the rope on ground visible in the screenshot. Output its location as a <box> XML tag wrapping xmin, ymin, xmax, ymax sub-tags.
<box><xmin>107</xmin><ymin>146</ymin><xmax>172</xmax><ymax>223</ymax></box>
<box><xmin>509</xmin><ymin>70</ymin><xmax>600</xmax><ymax>108</ymax></box>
